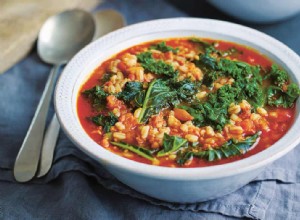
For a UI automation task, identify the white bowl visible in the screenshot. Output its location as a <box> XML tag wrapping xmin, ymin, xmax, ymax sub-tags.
<box><xmin>55</xmin><ymin>18</ymin><xmax>300</xmax><ymax>203</ymax></box>
<box><xmin>208</xmin><ymin>0</ymin><xmax>300</xmax><ymax>23</ymax></box>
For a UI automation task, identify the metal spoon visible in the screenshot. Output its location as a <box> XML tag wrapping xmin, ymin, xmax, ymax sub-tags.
<box><xmin>36</xmin><ymin>9</ymin><xmax>126</xmax><ymax>178</ymax></box>
<box><xmin>13</xmin><ymin>9</ymin><xmax>95</xmax><ymax>182</ymax></box>
<box><xmin>92</xmin><ymin>9</ymin><xmax>126</xmax><ymax>40</ymax></box>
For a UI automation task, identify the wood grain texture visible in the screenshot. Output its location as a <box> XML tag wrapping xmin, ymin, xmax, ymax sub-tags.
<box><xmin>0</xmin><ymin>0</ymin><xmax>100</xmax><ymax>74</ymax></box>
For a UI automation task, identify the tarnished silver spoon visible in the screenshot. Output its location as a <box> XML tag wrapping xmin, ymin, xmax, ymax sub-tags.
<box><xmin>14</xmin><ymin>9</ymin><xmax>96</xmax><ymax>182</ymax></box>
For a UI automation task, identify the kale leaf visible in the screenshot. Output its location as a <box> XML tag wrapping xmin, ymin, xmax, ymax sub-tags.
<box><xmin>202</xmin><ymin>70</ymin><xmax>220</xmax><ymax>86</ymax></box>
<box><xmin>82</xmin><ymin>85</ymin><xmax>108</xmax><ymax>110</ymax></box>
<box><xmin>100</xmin><ymin>73</ymin><xmax>112</xmax><ymax>83</ymax></box>
<box><xmin>176</xmin><ymin>151</ymin><xmax>194</xmax><ymax>166</ymax></box>
<box><xmin>170</xmin><ymin>78</ymin><xmax>199</xmax><ymax>103</ymax></box>
<box><xmin>137</xmin><ymin>52</ymin><xmax>177</xmax><ymax>77</ymax></box>
<box><xmin>91</xmin><ymin>112</ymin><xmax>118</xmax><ymax>133</ymax></box>
<box><xmin>111</xmin><ymin>142</ymin><xmax>155</xmax><ymax>161</ymax></box>
<box><xmin>176</xmin><ymin>133</ymin><xmax>260</xmax><ymax>165</ymax></box>
<box><xmin>194</xmin><ymin>53</ymin><xmax>264</xmax><ymax>107</ymax></box>
<box><xmin>189</xmin><ymin>38</ymin><xmax>217</xmax><ymax>54</ymax></box>
<box><xmin>138</xmin><ymin>79</ymin><xmax>177</xmax><ymax>123</ymax></box>
<box><xmin>135</xmin><ymin>78</ymin><xmax>199</xmax><ymax>123</ymax></box>
<box><xmin>150</xmin><ymin>41</ymin><xmax>179</xmax><ymax>53</ymax></box>
<box><xmin>190</xmin><ymin>38</ymin><xmax>241</xmax><ymax>57</ymax></box>
<box><xmin>265</xmin><ymin>64</ymin><xmax>289</xmax><ymax>87</ymax></box>
<box><xmin>115</xmin><ymin>76</ymin><xmax>199</xmax><ymax>120</ymax></box>
<box><xmin>157</xmin><ymin>134</ymin><xmax>188</xmax><ymax>157</ymax></box>
<box><xmin>199</xmin><ymin>53</ymin><xmax>218</xmax><ymax>70</ymax></box>
<box><xmin>267</xmin><ymin>83</ymin><xmax>300</xmax><ymax>108</ymax></box>
<box><xmin>231</xmin><ymin>65</ymin><xmax>264</xmax><ymax>107</ymax></box>
<box><xmin>264</xmin><ymin>65</ymin><xmax>300</xmax><ymax>107</ymax></box>
<box><xmin>178</xmin><ymin>84</ymin><xmax>237</xmax><ymax>130</ymax></box>
<box><xmin>117</xmin><ymin>81</ymin><xmax>146</xmax><ymax>108</ymax></box>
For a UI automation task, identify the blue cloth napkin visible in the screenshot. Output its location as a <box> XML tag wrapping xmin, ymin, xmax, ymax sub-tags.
<box><xmin>1</xmin><ymin>0</ymin><xmax>300</xmax><ymax>219</ymax></box>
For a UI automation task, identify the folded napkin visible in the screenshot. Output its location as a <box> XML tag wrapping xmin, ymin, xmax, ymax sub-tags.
<box><xmin>1</xmin><ymin>0</ymin><xmax>300</xmax><ymax>219</ymax></box>
<box><xmin>0</xmin><ymin>0</ymin><xmax>100</xmax><ymax>74</ymax></box>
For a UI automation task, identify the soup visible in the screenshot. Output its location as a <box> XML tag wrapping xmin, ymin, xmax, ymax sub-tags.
<box><xmin>77</xmin><ymin>38</ymin><xmax>299</xmax><ymax>167</ymax></box>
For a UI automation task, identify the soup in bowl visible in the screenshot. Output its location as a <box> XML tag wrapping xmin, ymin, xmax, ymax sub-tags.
<box><xmin>55</xmin><ymin>18</ymin><xmax>300</xmax><ymax>202</ymax></box>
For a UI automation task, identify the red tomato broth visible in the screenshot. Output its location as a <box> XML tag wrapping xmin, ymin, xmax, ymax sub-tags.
<box><xmin>77</xmin><ymin>38</ymin><xmax>297</xmax><ymax>168</ymax></box>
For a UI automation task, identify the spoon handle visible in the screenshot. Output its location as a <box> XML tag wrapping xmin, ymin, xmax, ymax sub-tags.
<box><xmin>37</xmin><ymin>114</ymin><xmax>60</xmax><ymax>177</ymax></box>
<box><xmin>13</xmin><ymin>65</ymin><xmax>60</xmax><ymax>182</ymax></box>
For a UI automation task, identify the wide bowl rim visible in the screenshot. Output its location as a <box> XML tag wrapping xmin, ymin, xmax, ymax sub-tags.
<box><xmin>55</xmin><ymin>17</ymin><xmax>300</xmax><ymax>180</ymax></box>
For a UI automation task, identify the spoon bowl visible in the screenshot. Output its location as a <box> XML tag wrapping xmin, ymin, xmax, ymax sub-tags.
<box><xmin>93</xmin><ymin>9</ymin><xmax>126</xmax><ymax>40</ymax></box>
<box><xmin>38</xmin><ymin>9</ymin><xmax>95</xmax><ymax>65</ymax></box>
<box><xmin>14</xmin><ymin>9</ymin><xmax>95</xmax><ymax>182</ymax></box>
